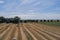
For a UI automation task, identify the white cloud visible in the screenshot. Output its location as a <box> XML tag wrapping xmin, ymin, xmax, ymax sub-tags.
<box><xmin>54</xmin><ymin>7</ymin><xmax>60</xmax><ymax>10</ymax></box>
<box><xmin>13</xmin><ymin>13</ymin><xmax>60</xmax><ymax>20</ymax></box>
<box><xmin>0</xmin><ymin>1</ymin><xmax>4</xmax><ymax>4</ymax></box>
<box><xmin>33</xmin><ymin>2</ymin><xmax>41</xmax><ymax>6</ymax></box>
<box><xmin>0</xmin><ymin>11</ymin><xmax>60</xmax><ymax>20</ymax></box>
<box><xmin>20</xmin><ymin>0</ymin><xmax>36</xmax><ymax>5</ymax></box>
<box><xmin>36</xmin><ymin>13</ymin><xmax>60</xmax><ymax>19</ymax></box>
<box><xmin>4</xmin><ymin>11</ymin><xmax>60</xmax><ymax>20</ymax></box>
<box><xmin>38</xmin><ymin>0</ymin><xmax>55</xmax><ymax>8</ymax></box>
<box><xmin>2</xmin><ymin>0</ymin><xmax>55</xmax><ymax>12</ymax></box>
<box><xmin>0</xmin><ymin>0</ymin><xmax>60</xmax><ymax>20</ymax></box>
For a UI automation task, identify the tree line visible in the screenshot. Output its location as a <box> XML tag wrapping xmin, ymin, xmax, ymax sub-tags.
<box><xmin>0</xmin><ymin>16</ymin><xmax>60</xmax><ymax>23</ymax></box>
<box><xmin>0</xmin><ymin>16</ymin><xmax>20</xmax><ymax>23</ymax></box>
<box><xmin>20</xmin><ymin>20</ymin><xmax>60</xmax><ymax>23</ymax></box>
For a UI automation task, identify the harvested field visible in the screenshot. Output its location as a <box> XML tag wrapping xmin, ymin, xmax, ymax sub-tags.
<box><xmin>0</xmin><ymin>23</ymin><xmax>60</xmax><ymax>40</ymax></box>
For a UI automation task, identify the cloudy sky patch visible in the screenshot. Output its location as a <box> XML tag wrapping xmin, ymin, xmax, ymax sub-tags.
<box><xmin>0</xmin><ymin>0</ymin><xmax>60</xmax><ymax>19</ymax></box>
<box><xmin>0</xmin><ymin>0</ymin><xmax>4</xmax><ymax>4</ymax></box>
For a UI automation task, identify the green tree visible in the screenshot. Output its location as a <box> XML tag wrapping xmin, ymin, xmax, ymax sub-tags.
<box><xmin>0</xmin><ymin>16</ymin><xmax>5</xmax><ymax>23</ymax></box>
<box><xmin>14</xmin><ymin>16</ymin><xmax>20</xmax><ymax>23</ymax></box>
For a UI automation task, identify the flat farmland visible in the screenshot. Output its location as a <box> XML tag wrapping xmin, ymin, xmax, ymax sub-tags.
<box><xmin>0</xmin><ymin>23</ymin><xmax>60</xmax><ymax>40</ymax></box>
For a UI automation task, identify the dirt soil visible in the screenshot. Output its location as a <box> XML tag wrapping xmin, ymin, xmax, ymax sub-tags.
<box><xmin>0</xmin><ymin>23</ymin><xmax>60</xmax><ymax>40</ymax></box>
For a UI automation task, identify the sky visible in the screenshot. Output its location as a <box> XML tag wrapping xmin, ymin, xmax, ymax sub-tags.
<box><xmin>0</xmin><ymin>0</ymin><xmax>60</xmax><ymax>20</ymax></box>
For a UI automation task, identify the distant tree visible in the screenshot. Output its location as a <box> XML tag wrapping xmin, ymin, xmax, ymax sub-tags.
<box><xmin>9</xmin><ymin>18</ymin><xmax>14</xmax><ymax>23</ymax></box>
<box><xmin>40</xmin><ymin>20</ymin><xmax>43</xmax><ymax>22</ymax></box>
<box><xmin>57</xmin><ymin>20</ymin><xmax>59</xmax><ymax>22</ymax></box>
<box><xmin>35</xmin><ymin>20</ymin><xmax>38</xmax><ymax>23</ymax></box>
<box><xmin>47</xmin><ymin>20</ymin><xmax>49</xmax><ymax>22</ymax></box>
<box><xmin>50</xmin><ymin>20</ymin><xmax>53</xmax><ymax>22</ymax></box>
<box><xmin>0</xmin><ymin>16</ymin><xmax>5</xmax><ymax>23</ymax></box>
<box><xmin>14</xmin><ymin>16</ymin><xmax>20</xmax><ymax>23</ymax></box>
<box><xmin>5</xmin><ymin>18</ymin><xmax>11</xmax><ymax>23</ymax></box>
<box><xmin>44</xmin><ymin>20</ymin><xmax>46</xmax><ymax>22</ymax></box>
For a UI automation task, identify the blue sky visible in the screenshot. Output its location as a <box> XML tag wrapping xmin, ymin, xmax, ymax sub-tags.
<box><xmin>0</xmin><ymin>0</ymin><xmax>60</xmax><ymax>19</ymax></box>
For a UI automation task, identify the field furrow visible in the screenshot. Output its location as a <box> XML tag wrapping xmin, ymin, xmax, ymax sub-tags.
<box><xmin>0</xmin><ymin>24</ymin><xmax>13</xmax><ymax>40</ymax></box>
<box><xmin>0</xmin><ymin>23</ymin><xmax>60</xmax><ymax>40</ymax></box>
<box><xmin>29</xmin><ymin>23</ymin><xmax>60</xmax><ymax>40</ymax></box>
<box><xmin>0</xmin><ymin>24</ymin><xmax>9</xmax><ymax>34</ymax></box>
